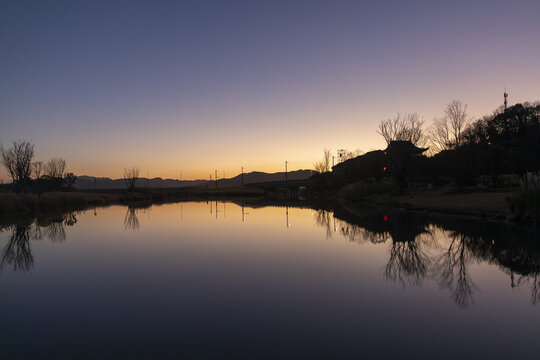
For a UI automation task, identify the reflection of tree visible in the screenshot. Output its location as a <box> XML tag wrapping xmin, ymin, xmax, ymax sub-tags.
<box><xmin>314</xmin><ymin>210</ymin><xmax>333</xmax><ymax>239</ymax></box>
<box><xmin>518</xmin><ymin>274</ymin><xmax>540</xmax><ymax>306</ymax></box>
<box><xmin>385</xmin><ymin>239</ymin><xmax>430</xmax><ymax>287</ymax></box>
<box><xmin>433</xmin><ymin>234</ymin><xmax>477</xmax><ymax>308</ymax></box>
<box><xmin>34</xmin><ymin>212</ymin><xmax>78</xmax><ymax>242</ymax></box>
<box><xmin>1</xmin><ymin>224</ymin><xmax>33</xmax><ymax>272</ymax></box>
<box><xmin>124</xmin><ymin>207</ymin><xmax>140</xmax><ymax>231</ymax></box>
<box><xmin>314</xmin><ymin>209</ymin><xmax>392</xmax><ymax>243</ymax></box>
<box><xmin>0</xmin><ymin>212</ymin><xmax>79</xmax><ymax>272</ymax></box>
<box><xmin>30</xmin><ymin>222</ymin><xmax>43</xmax><ymax>240</ymax></box>
<box><xmin>43</xmin><ymin>222</ymin><xmax>67</xmax><ymax>242</ymax></box>
<box><xmin>339</xmin><ymin>221</ymin><xmax>390</xmax><ymax>244</ymax></box>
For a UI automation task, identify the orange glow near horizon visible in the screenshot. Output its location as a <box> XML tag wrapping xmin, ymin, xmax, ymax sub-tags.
<box><xmin>2</xmin><ymin>95</ymin><xmax>536</xmax><ymax>182</ymax></box>
<box><xmin>1</xmin><ymin>1</ymin><xmax>539</xmax><ymax>182</ymax></box>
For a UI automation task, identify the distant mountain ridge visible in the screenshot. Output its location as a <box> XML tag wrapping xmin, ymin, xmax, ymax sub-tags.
<box><xmin>74</xmin><ymin>170</ymin><xmax>316</xmax><ymax>190</ymax></box>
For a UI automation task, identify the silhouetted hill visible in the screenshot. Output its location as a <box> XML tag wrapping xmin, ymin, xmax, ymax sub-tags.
<box><xmin>215</xmin><ymin>170</ymin><xmax>316</xmax><ymax>187</ymax></box>
<box><xmin>74</xmin><ymin>170</ymin><xmax>316</xmax><ymax>190</ymax></box>
<box><xmin>74</xmin><ymin>176</ymin><xmax>207</xmax><ymax>190</ymax></box>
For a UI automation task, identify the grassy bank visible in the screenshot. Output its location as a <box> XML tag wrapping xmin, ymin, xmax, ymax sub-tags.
<box><xmin>0</xmin><ymin>186</ymin><xmax>268</xmax><ymax>218</ymax></box>
<box><xmin>339</xmin><ymin>186</ymin><xmax>515</xmax><ymax>220</ymax></box>
<box><xmin>1</xmin><ymin>184</ymin><xmax>533</xmax><ymax>225</ymax></box>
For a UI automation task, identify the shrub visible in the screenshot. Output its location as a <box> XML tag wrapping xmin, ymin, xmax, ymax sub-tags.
<box><xmin>338</xmin><ymin>181</ymin><xmax>395</xmax><ymax>201</ymax></box>
<box><xmin>510</xmin><ymin>178</ymin><xmax>540</xmax><ymax>225</ymax></box>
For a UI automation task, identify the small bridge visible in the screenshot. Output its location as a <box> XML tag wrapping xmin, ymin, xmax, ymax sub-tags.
<box><xmin>246</xmin><ymin>179</ymin><xmax>315</xmax><ymax>197</ymax></box>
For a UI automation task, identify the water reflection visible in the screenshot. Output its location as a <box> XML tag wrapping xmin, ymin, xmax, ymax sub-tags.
<box><xmin>1</xmin><ymin>202</ymin><xmax>539</xmax><ymax>309</ymax></box>
<box><xmin>123</xmin><ymin>205</ymin><xmax>151</xmax><ymax>231</ymax></box>
<box><xmin>432</xmin><ymin>232</ymin><xmax>478</xmax><ymax>308</ymax></box>
<box><xmin>385</xmin><ymin>237</ymin><xmax>431</xmax><ymax>288</ymax></box>
<box><xmin>1</xmin><ymin>224</ymin><xmax>33</xmax><ymax>272</ymax></box>
<box><xmin>0</xmin><ymin>212</ymin><xmax>79</xmax><ymax>271</ymax></box>
<box><xmin>320</xmin><ymin>204</ymin><xmax>540</xmax><ymax>307</ymax></box>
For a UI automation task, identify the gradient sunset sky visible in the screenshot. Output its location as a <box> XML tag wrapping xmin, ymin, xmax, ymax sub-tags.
<box><xmin>1</xmin><ymin>0</ymin><xmax>539</xmax><ymax>181</ymax></box>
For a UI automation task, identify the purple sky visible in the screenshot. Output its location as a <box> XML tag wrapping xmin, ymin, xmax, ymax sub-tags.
<box><xmin>1</xmin><ymin>0</ymin><xmax>539</xmax><ymax>181</ymax></box>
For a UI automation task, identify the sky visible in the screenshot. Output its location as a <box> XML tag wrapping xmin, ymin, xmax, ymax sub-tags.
<box><xmin>1</xmin><ymin>0</ymin><xmax>539</xmax><ymax>181</ymax></box>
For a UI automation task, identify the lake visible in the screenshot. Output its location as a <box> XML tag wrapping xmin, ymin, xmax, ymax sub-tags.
<box><xmin>1</xmin><ymin>201</ymin><xmax>539</xmax><ymax>359</ymax></box>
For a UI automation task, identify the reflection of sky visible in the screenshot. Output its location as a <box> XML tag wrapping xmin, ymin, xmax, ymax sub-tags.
<box><xmin>0</xmin><ymin>202</ymin><xmax>539</xmax><ymax>358</ymax></box>
<box><xmin>1</xmin><ymin>1</ymin><xmax>539</xmax><ymax>181</ymax></box>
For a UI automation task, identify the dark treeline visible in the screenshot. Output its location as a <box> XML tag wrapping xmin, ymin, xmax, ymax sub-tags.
<box><xmin>319</xmin><ymin>101</ymin><xmax>540</xmax><ymax>187</ymax></box>
<box><xmin>312</xmin><ymin>101</ymin><xmax>540</xmax><ymax>223</ymax></box>
<box><xmin>431</xmin><ymin>102</ymin><xmax>540</xmax><ymax>186</ymax></box>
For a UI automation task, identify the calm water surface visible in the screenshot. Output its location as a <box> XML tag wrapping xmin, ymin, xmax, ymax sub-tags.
<box><xmin>1</xmin><ymin>202</ymin><xmax>539</xmax><ymax>359</ymax></box>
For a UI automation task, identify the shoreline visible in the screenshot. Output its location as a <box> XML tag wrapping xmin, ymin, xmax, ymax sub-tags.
<box><xmin>0</xmin><ymin>186</ymin><xmax>528</xmax><ymax>227</ymax></box>
<box><xmin>0</xmin><ymin>187</ymin><xmax>267</xmax><ymax>222</ymax></box>
<box><xmin>355</xmin><ymin>188</ymin><xmax>516</xmax><ymax>222</ymax></box>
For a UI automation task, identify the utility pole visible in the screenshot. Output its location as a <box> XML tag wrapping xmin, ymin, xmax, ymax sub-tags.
<box><xmin>504</xmin><ymin>90</ymin><xmax>508</xmax><ymax>111</ymax></box>
<box><xmin>147</xmin><ymin>169</ymin><xmax>150</xmax><ymax>188</ymax></box>
<box><xmin>285</xmin><ymin>161</ymin><xmax>288</xmax><ymax>183</ymax></box>
<box><xmin>215</xmin><ymin>170</ymin><xmax>218</xmax><ymax>188</ymax></box>
<box><xmin>241</xmin><ymin>167</ymin><xmax>244</xmax><ymax>187</ymax></box>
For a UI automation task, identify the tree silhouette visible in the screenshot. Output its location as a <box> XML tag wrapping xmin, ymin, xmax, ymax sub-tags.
<box><xmin>44</xmin><ymin>158</ymin><xmax>66</xmax><ymax>178</ymax></box>
<box><xmin>0</xmin><ymin>140</ymin><xmax>34</xmax><ymax>191</ymax></box>
<box><xmin>377</xmin><ymin>112</ymin><xmax>425</xmax><ymax>146</ymax></box>
<box><xmin>313</xmin><ymin>149</ymin><xmax>332</xmax><ymax>173</ymax></box>
<box><xmin>428</xmin><ymin>100</ymin><xmax>470</xmax><ymax>152</ymax></box>
<box><xmin>123</xmin><ymin>167</ymin><xmax>139</xmax><ymax>191</ymax></box>
<box><xmin>31</xmin><ymin>161</ymin><xmax>44</xmax><ymax>179</ymax></box>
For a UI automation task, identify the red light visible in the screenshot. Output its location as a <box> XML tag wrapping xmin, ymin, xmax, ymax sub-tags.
<box><xmin>383</xmin><ymin>215</ymin><xmax>388</xmax><ymax>221</ymax></box>
<box><xmin>383</xmin><ymin>166</ymin><xmax>387</xmax><ymax>172</ymax></box>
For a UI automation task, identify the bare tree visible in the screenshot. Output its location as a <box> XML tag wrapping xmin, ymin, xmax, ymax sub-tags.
<box><xmin>44</xmin><ymin>158</ymin><xmax>66</xmax><ymax>178</ymax></box>
<box><xmin>377</xmin><ymin>112</ymin><xmax>425</xmax><ymax>146</ymax></box>
<box><xmin>428</xmin><ymin>100</ymin><xmax>470</xmax><ymax>152</ymax></box>
<box><xmin>31</xmin><ymin>161</ymin><xmax>44</xmax><ymax>179</ymax></box>
<box><xmin>0</xmin><ymin>140</ymin><xmax>34</xmax><ymax>184</ymax></box>
<box><xmin>123</xmin><ymin>167</ymin><xmax>139</xmax><ymax>191</ymax></box>
<box><xmin>313</xmin><ymin>148</ymin><xmax>332</xmax><ymax>173</ymax></box>
<box><xmin>63</xmin><ymin>172</ymin><xmax>77</xmax><ymax>187</ymax></box>
<box><xmin>342</xmin><ymin>149</ymin><xmax>363</xmax><ymax>161</ymax></box>
<box><xmin>446</xmin><ymin>100</ymin><xmax>469</xmax><ymax>146</ymax></box>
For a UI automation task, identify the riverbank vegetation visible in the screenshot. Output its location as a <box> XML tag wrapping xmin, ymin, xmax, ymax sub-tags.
<box><xmin>2</xmin><ymin>99</ymin><xmax>539</xmax><ymax>225</ymax></box>
<box><xmin>311</xmin><ymin>100</ymin><xmax>540</xmax><ymax>224</ymax></box>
